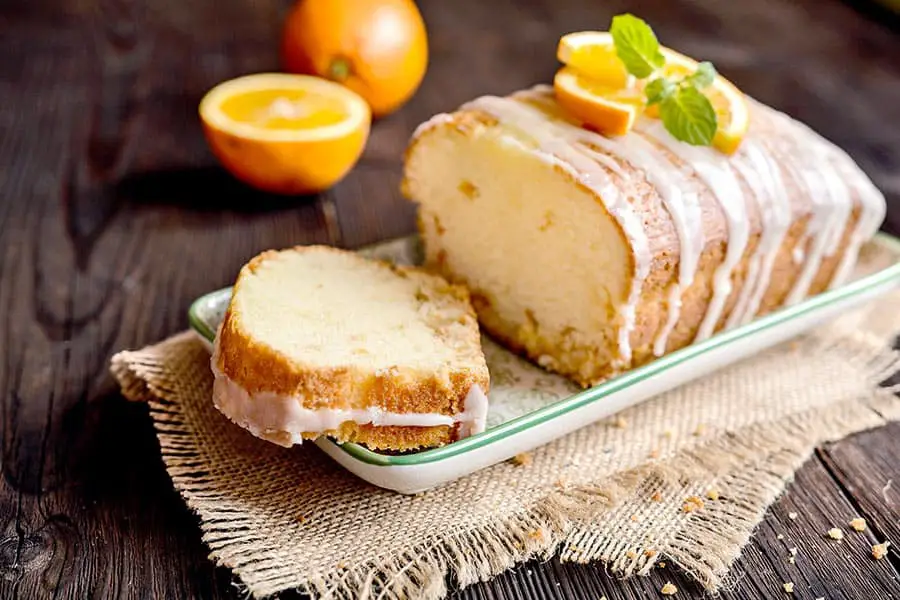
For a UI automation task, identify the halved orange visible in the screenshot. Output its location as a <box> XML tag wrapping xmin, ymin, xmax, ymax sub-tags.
<box><xmin>556</xmin><ymin>31</ymin><xmax>749</xmax><ymax>154</ymax></box>
<box><xmin>553</xmin><ymin>67</ymin><xmax>644</xmax><ymax>137</ymax></box>
<box><xmin>199</xmin><ymin>73</ymin><xmax>371</xmax><ymax>195</ymax></box>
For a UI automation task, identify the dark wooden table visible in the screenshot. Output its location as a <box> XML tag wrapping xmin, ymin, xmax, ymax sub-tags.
<box><xmin>2</xmin><ymin>0</ymin><xmax>899</xmax><ymax>598</ymax></box>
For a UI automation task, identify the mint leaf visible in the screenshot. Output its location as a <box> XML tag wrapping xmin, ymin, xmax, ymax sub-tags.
<box><xmin>659</xmin><ymin>86</ymin><xmax>717</xmax><ymax>146</ymax></box>
<box><xmin>645</xmin><ymin>77</ymin><xmax>675</xmax><ymax>105</ymax></box>
<box><xmin>610</xmin><ymin>14</ymin><xmax>666</xmax><ymax>79</ymax></box>
<box><xmin>685</xmin><ymin>61</ymin><xmax>716</xmax><ymax>89</ymax></box>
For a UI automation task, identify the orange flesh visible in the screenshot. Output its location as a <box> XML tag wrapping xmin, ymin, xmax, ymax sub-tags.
<box><xmin>569</xmin><ymin>73</ymin><xmax>645</xmax><ymax>109</ymax></box>
<box><xmin>563</xmin><ymin>46</ymin><xmax>630</xmax><ymax>87</ymax></box>
<box><xmin>219</xmin><ymin>89</ymin><xmax>349</xmax><ymax>130</ymax></box>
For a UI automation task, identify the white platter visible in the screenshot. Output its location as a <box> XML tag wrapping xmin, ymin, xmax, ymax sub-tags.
<box><xmin>190</xmin><ymin>233</ymin><xmax>900</xmax><ymax>494</ymax></box>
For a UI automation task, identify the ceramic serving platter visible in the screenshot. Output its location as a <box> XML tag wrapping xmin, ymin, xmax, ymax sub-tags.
<box><xmin>189</xmin><ymin>233</ymin><xmax>900</xmax><ymax>494</ymax></box>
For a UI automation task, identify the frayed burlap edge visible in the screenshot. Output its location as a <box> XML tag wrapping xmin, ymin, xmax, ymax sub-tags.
<box><xmin>110</xmin><ymin>325</ymin><xmax>900</xmax><ymax>599</ymax></box>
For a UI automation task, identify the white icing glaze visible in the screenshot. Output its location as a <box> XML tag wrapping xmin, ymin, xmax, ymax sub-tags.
<box><xmin>462</xmin><ymin>93</ymin><xmax>652</xmax><ymax>365</ymax></box>
<box><xmin>587</xmin><ymin>119</ymin><xmax>705</xmax><ymax>357</ymax></box>
<box><xmin>635</xmin><ymin>119</ymin><xmax>747</xmax><ymax>344</ymax></box>
<box><xmin>762</xmin><ymin>108</ymin><xmax>854</xmax><ymax>306</ymax></box>
<box><xmin>210</xmin><ymin>358</ymin><xmax>488</xmax><ymax>448</ymax></box>
<box><xmin>828</xmin><ymin>159</ymin><xmax>886</xmax><ymax>289</ymax></box>
<box><xmin>486</xmin><ymin>87</ymin><xmax>709</xmax><ymax>358</ymax></box>
<box><xmin>728</xmin><ymin>136</ymin><xmax>791</xmax><ymax>325</ymax></box>
<box><xmin>798</xmin><ymin>128</ymin><xmax>887</xmax><ymax>291</ymax></box>
<box><xmin>415</xmin><ymin>86</ymin><xmax>885</xmax><ymax>368</ymax></box>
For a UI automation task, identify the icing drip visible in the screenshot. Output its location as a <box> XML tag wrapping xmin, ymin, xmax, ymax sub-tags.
<box><xmin>584</xmin><ymin>121</ymin><xmax>705</xmax><ymax>357</ymax></box>
<box><xmin>762</xmin><ymin>108</ymin><xmax>854</xmax><ymax>306</ymax></box>
<box><xmin>827</xmin><ymin>153</ymin><xmax>886</xmax><ymax>288</ymax></box>
<box><xmin>636</xmin><ymin>119</ymin><xmax>748</xmax><ymax>342</ymax></box>
<box><xmin>775</xmin><ymin>112</ymin><xmax>887</xmax><ymax>291</ymax></box>
<box><xmin>728</xmin><ymin>137</ymin><xmax>791</xmax><ymax>325</ymax></box>
<box><xmin>210</xmin><ymin>356</ymin><xmax>490</xmax><ymax>447</ymax></box>
<box><xmin>510</xmin><ymin>88</ymin><xmax>705</xmax><ymax>357</ymax></box>
<box><xmin>462</xmin><ymin>93</ymin><xmax>652</xmax><ymax>365</ymax></box>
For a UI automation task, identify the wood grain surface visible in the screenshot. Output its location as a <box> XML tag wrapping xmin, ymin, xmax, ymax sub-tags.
<box><xmin>1</xmin><ymin>0</ymin><xmax>898</xmax><ymax>598</ymax></box>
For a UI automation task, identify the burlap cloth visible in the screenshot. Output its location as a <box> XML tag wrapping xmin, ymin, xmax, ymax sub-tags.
<box><xmin>110</xmin><ymin>247</ymin><xmax>900</xmax><ymax>599</ymax></box>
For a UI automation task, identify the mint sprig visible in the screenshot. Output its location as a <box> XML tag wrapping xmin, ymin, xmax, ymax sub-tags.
<box><xmin>659</xmin><ymin>86</ymin><xmax>717</xmax><ymax>146</ymax></box>
<box><xmin>610</xmin><ymin>14</ymin><xmax>719</xmax><ymax>146</ymax></box>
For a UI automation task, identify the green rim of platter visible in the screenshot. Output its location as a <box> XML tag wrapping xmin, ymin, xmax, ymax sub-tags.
<box><xmin>189</xmin><ymin>232</ymin><xmax>900</xmax><ymax>467</ymax></box>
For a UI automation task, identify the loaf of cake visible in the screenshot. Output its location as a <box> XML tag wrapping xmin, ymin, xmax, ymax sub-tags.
<box><xmin>402</xmin><ymin>85</ymin><xmax>886</xmax><ymax>387</ymax></box>
<box><xmin>212</xmin><ymin>246</ymin><xmax>490</xmax><ymax>450</ymax></box>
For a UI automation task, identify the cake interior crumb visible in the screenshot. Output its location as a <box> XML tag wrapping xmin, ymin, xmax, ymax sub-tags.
<box><xmin>682</xmin><ymin>496</ymin><xmax>705</xmax><ymax>513</ymax></box>
<box><xmin>872</xmin><ymin>541</ymin><xmax>890</xmax><ymax>560</ymax></box>
<box><xmin>512</xmin><ymin>452</ymin><xmax>533</xmax><ymax>466</ymax></box>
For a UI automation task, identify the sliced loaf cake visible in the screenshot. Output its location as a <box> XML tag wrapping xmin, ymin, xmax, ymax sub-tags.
<box><xmin>403</xmin><ymin>86</ymin><xmax>885</xmax><ymax>387</ymax></box>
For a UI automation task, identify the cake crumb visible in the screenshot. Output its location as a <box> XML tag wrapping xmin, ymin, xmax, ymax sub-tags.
<box><xmin>528</xmin><ymin>529</ymin><xmax>545</xmax><ymax>541</ymax></box>
<box><xmin>826</xmin><ymin>527</ymin><xmax>844</xmax><ymax>541</ymax></box>
<box><xmin>788</xmin><ymin>512</ymin><xmax>798</xmax><ymax>520</ymax></box>
<box><xmin>658</xmin><ymin>561</ymin><xmax>667</xmax><ymax>568</ymax></box>
<box><xmin>613</xmin><ymin>415</ymin><xmax>628</xmax><ymax>429</ymax></box>
<box><xmin>682</xmin><ymin>496</ymin><xmax>705</xmax><ymax>513</ymax></box>
<box><xmin>788</xmin><ymin>556</ymin><xmax>795</xmax><ymax>564</ymax></box>
<box><xmin>706</xmin><ymin>489</ymin><xmax>720</xmax><ymax>501</ymax></box>
<box><xmin>631</xmin><ymin>514</ymin><xmax>642</xmax><ymax>523</ymax></box>
<box><xmin>692</xmin><ymin>424</ymin><xmax>706</xmax><ymax>437</ymax></box>
<box><xmin>849</xmin><ymin>517</ymin><xmax>866</xmax><ymax>532</ymax></box>
<box><xmin>457</xmin><ymin>179</ymin><xmax>480</xmax><ymax>199</ymax></box>
<box><xmin>783</xmin><ymin>582</ymin><xmax>794</xmax><ymax>593</ymax></box>
<box><xmin>649</xmin><ymin>448</ymin><xmax>660</xmax><ymax>459</ymax></box>
<box><xmin>651</xmin><ymin>492</ymin><xmax>663</xmax><ymax>502</ymax></box>
<box><xmin>626</xmin><ymin>550</ymin><xmax>637</xmax><ymax>559</ymax></box>
<box><xmin>539</xmin><ymin>210</ymin><xmax>555</xmax><ymax>232</ymax></box>
<box><xmin>661</xmin><ymin>581</ymin><xmax>678</xmax><ymax>595</ymax></box>
<box><xmin>872</xmin><ymin>541</ymin><xmax>890</xmax><ymax>560</ymax></box>
<box><xmin>512</xmin><ymin>452</ymin><xmax>533</xmax><ymax>467</ymax></box>
<box><xmin>789</xmin><ymin>547</ymin><xmax>798</xmax><ymax>556</ymax></box>
<box><xmin>776</xmin><ymin>534</ymin><xmax>784</xmax><ymax>540</ymax></box>
<box><xmin>645</xmin><ymin>549</ymin><xmax>658</xmax><ymax>558</ymax></box>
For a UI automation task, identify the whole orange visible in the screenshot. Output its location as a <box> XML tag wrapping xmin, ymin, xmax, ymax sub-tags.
<box><xmin>281</xmin><ymin>0</ymin><xmax>428</xmax><ymax>118</ymax></box>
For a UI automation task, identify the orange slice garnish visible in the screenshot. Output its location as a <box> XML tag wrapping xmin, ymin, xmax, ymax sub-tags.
<box><xmin>553</xmin><ymin>67</ymin><xmax>645</xmax><ymax>137</ymax></box>
<box><xmin>199</xmin><ymin>73</ymin><xmax>371</xmax><ymax>194</ymax></box>
<box><xmin>648</xmin><ymin>49</ymin><xmax>749</xmax><ymax>155</ymax></box>
<box><xmin>556</xmin><ymin>31</ymin><xmax>749</xmax><ymax>154</ymax></box>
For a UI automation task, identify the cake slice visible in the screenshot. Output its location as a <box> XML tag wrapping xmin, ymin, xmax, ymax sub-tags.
<box><xmin>211</xmin><ymin>246</ymin><xmax>490</xmax><ymax>450</ymax></box>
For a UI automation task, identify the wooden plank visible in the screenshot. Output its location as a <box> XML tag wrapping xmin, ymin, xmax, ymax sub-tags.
<box><xmin>819</xmin><ymin>423</ymin><xmax>900</xmax><ymax>573</ymax></box>
<box><xmin>0</xmin><ymin>0</ymin><xmax>898</xmax><ymax>598</ymax></box>
<box><xmin>452</xmin><ymin>456</ymin><xmax>900</xmax><ymax>599</ymax></box>
<box><xmin>0</xmin><ymin>0</ymin><xmax>328</xmax><ymax>598</ymax></box>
